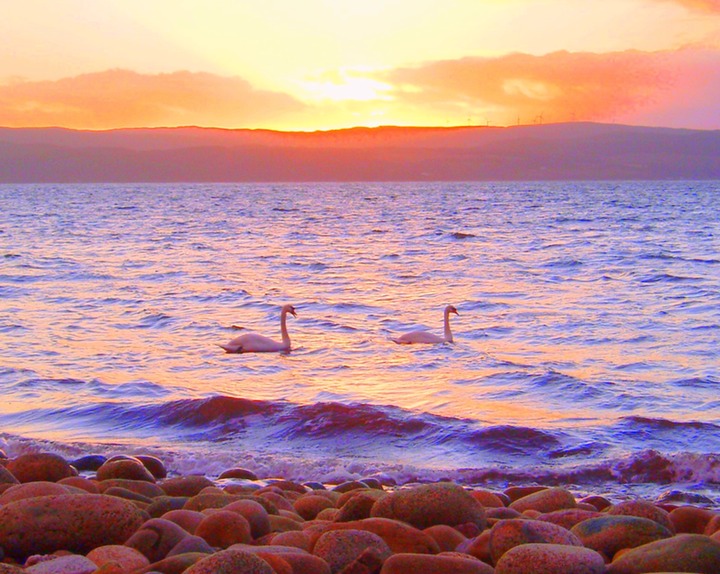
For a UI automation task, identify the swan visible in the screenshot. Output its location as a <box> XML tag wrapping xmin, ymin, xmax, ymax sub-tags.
<box><xmin>392</xmin><ymin>305</ymin><xmax>458</xmax><ymax>344</ymax></box>
<box><xmin>219</xmin><ymin>304</ymin><xmax>297</xmax><ymax>353</ymax></box>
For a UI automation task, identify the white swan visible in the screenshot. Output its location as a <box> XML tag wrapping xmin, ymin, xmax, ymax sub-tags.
<box><xmin>219</xmin><ymin>304</ymin><xmax>297</xmax><ymax>353</ymax></box>
<box><xmin>392</xmin><ymin>305</ymin><xmax>458</xmax><ymax>344</ymax></box>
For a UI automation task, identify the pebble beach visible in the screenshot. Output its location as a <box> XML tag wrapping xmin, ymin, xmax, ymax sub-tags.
<box><xmin>0</xmin><ymin>450</ymin><xmax>719</xmax><ymax>574</ymax></box>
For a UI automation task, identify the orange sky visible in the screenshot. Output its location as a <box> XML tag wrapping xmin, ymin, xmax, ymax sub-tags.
<box><xmin>1</xmin><ymin>0</ymin><xmax>720</xmax><ymax>131</ymax></box>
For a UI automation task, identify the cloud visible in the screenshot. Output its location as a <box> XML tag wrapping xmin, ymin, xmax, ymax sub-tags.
<box><xmin>0</xmin><ymin>69</ymin><xmax>306</xmax><ymax>129</ymax></box>
<box><xmin>372</xmin><ymin>48</ymin><xmax>720</xmax><ymax>128</ymax></box>
<box><xmin>666</xmin><ymin>0</ymin><xmax>720</xmax><ymax>12</ymax></box>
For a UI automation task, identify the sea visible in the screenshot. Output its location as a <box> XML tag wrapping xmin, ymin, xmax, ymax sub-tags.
<box><xmin>1</xmin><ymin>181</ymin><xmax>719</xmax><ymax>503</ymax></box>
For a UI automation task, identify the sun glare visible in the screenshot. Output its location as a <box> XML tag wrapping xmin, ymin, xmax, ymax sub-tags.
<box><xmin>300</xmin><ymin>71</ymin><xmax>394</xmax><ymax>103</ymax></box>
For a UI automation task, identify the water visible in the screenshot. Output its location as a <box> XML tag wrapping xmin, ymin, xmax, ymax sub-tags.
<box><xmin>1</xmin><ymin>182</ymin><xmax>719</xmax><ymax>501</ymax></box>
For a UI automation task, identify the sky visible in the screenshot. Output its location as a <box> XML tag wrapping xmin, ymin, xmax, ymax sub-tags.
<box><xmin>1</xmin><ymin>0</ymin><xmax>720</xmax><ymax>131</ymax></box>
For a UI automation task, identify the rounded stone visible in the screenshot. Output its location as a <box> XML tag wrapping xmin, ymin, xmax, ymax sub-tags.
<box><xmin>337</xmin><ymin>488</ymin><xmax>383</xmax><ymax>507</ymax></box>
<box><xmin>538</xmin><ymin>508</ymin><xmax>601</xmax><ymax>529</ymax></box>
<box><xmin>669</xmin><ymin>505</ymin><xmax>717</xmax><ymax>534</ymax></box>
<box><xmin>167</xmin><ymin>535</ymin><xmax>215</xmax><ymax>556</ymax></box>
<box><xmin>135</xmin><ymin>455</ymin><xmax>168</xmax><ymax>479</ymax></box>
<box><xmin>508</xmin><ymin>487</ymin><xmax>577</xmax><ymax>514</ymax></box>
<box><xmin>160</xmin><ymin>475</ymin><xmax>215</xmax><ymax>497</ymax></box>
<box><xmin>266</xmin><ymin>480</ymin><xmax>309</xmax><ymax>494</ymax></box>
<box><xmin>0</xmin><ymin>464</ymin><xmax>19</xmax><ymax>485</ymax></box>
<box><xmin>571</xmin><ymin>515</ymin><xmax>674</xmax><ymax>559</ymax></box>
<box><xmin>470</xmin><ymin>489</ymin><xmax>507</xmax><ymax>508</ymax></box>
<box><xmin>705</xmin><ymin>514</ymin><xmax>720</xmax><ymax>536</ymax></box>
<box><xmin>124</xmin><ymin>517</ymin><xmax>189</xmax><ymax>563</ymax></box>
<box><xmin>607</xmin><ymin>500</ymin><xmax>674</xmax><ymax>532</ymax></box>
<box><xmin>579</xmin><ymin>495</ymin><xmax>611</xmax><ymax>511</ymax></box>
<box><xmin>224</xmin><ymin>498</ymin><xmax>272</xmax><ymax>538</ymax></box>
<box><xmin>324</xmin><ymin>518</ymin><xmax>441</xmax><ymax>554</ymax></box>
<box><xmin>137</xmin><ymin>552</ymin><xmax>208</xmax><ymax>574</ymax></box>
<box><xmin>161</xmin><ymin>509</ymin><xmax>205</xmax><ymax>534</ymax></box>
<box><xmin>423</xmin><ymin>524</ymin><xmax>467</xmax><ymax>552</ymax></box>
<box><xmin>99</xmin><ymin>478</ymin><xmax>165</xmax><ymax>498</ymax></box>
<box><xmin>336</xmin><ymin>493</ymin><xmax>379</xmax><ymax>522</ymax></box>
<box><xmin>504</xmin><ymin>486</ymin><xmax>547</xmax><ymax>502</ymax></box>
<box><xmin>295</xmin><ymin>494</ymin><xmax>336</xmax><ymax>520</ymax></box>
<box><xmin>146</xmin><ymin>495</ymin><xmax>190</xmax><ymax>518</ymax></box>
<box><xmin>69</xmin><ymin>455</ymin><xmax>107</xmax><ymax>472</ymax></box>
<box><xmin>6</xmin><ymin>453</ymin><xmax>74</xmax><ymax>483</ymax></box>
<box><xmin>314</xmin><ymin>529</ymin><xmax>392</xmax><ymax>574</ymax></box>
<box><xmin>370</xmin><ymin>482</ymin><xmax>486</xmax><ymax>530</ymax></box>
<box><xmin>232</xmin><ymin>545</ymin><xmax>332</xmax><ymax>574</ymax></box>
<box><xmin>183</xmin><ymin>548</ymin><xmax>275</xmax><ymax>574</ymax></box>
<box><xmin>495</xmin><ymin>543</ymin><xmax>606</xmax><ymax>574</ymax></box>
<box><xmin>0</xmin><ymin>493</ymin><xmax>145</xmax><ymax>560</ymax></box>
<box><xmin>380</xmin><ymin>553</ymin><xmax>495</xmax><ymax>574</ymax></box>
<box><xmin>218</xmin><ymin>467</ymin><xmax>259</xmax><ymax>480</ymax></box>
<box><xmin>86</xmin><ymin>545</ymin><xmax>150</xmax><ymax>571</ymax></box>
<box><xmin>96</xmin><ymin>459</ymin><xmax>156</xmax><ymax>482</ymax></box>
<box><xmin>271</xmin><ymin>530</ymin><xmax>311</xmax><ymax>551</ymax></box>
<box><xmin>57</xmin><ymin>476</ymin><xmax>100</xmax><ymax>493</ymax></box>
<box><xmin>333</xmin><ymin>481</ymin><xmax>369</xmax><ymax>493</ymax></box>
<box><xmin>195</xmin><ymin>510</ymin><xmax>252</xmax><ymax>548</ymax></box>
<box><xmin>24</xmin><ymin>555</ymin><xmax>97</xmax><ymax>574</ymax></box>
<box><xmin>0</xmin><ymin>481</ymin><xmax>71</xmax><ymax>504</ymax></box>
<box><xmin>489</xmin><ymin>518</ymin><xmax>583</xmax><ymax>564</ymax></box>
<box><xmin>607</xmin><ymin>533</ymin><xmax>720</xmax><ymax>574</ymax></box>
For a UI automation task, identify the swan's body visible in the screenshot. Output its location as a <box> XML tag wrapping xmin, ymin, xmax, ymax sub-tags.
<box><xmin>219</xmin><ymin>304</ymin><xmax>297</xmax><ymax>353</ymax></box>
<box><xmin>392</xmin><ymin>305</ymin><xmax>458</xmax><ymax>345</ymax></box>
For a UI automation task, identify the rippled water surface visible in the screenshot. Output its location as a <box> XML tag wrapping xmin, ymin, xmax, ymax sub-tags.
<box><xmin>1</xmin><ymin>182</ymin><xmax>719</xmax><ymax>496</ymax></box>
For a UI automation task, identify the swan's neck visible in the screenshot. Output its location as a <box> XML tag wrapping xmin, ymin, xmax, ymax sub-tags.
<box><xmin>444</xmin><ymin>310</ymin><xmax>454</xmax><ymax>343</ymax></box>
<box><xmin>280</xmin><ymin>311</ymin><xmax>291</xmax><ymax>346</ymax></box>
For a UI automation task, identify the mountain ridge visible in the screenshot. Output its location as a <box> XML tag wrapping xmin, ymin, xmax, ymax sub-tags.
<box><xmin>1</xmin><ymin>123</ymin><xmax>718</xmax><ymax>182</ymax></box>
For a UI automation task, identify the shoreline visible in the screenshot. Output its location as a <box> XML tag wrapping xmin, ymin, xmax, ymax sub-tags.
<box><xmin>1</xmin><ymin>450</ymin><xmax>719</xmax><ymax>572</ymax></box>
<box><xmin>2</xmin><ymin>431</ymin><xmax>720</xmax><ymax>508</ymax></box>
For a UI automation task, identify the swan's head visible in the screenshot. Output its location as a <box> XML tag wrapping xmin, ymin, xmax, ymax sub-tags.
<box><xmin>282</xmin><ymin>304</ymin><xmax>297</xmax><ymax>318</ymax></box>
<box><xmin>446</xmin><ymin>305</ymin><xmax>459</xmax><ymax>316</ymax></box>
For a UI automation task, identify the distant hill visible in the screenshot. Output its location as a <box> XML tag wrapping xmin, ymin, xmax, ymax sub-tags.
<box><xmin>0</xmin><ymin>123</ymin><xmax>718</xmax><ymax>182</ymax></box>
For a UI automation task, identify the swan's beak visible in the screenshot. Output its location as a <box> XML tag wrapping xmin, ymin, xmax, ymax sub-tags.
<box><xmin>290</xmin><ymin>309</ymin><xmax>298</xmax><ymax>318</ymax></box>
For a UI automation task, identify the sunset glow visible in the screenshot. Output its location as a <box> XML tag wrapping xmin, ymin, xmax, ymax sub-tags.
<box><xmin>1</xmin><ymin>0</ymin><xmax>720</xmax><ymax>130</ymax></box>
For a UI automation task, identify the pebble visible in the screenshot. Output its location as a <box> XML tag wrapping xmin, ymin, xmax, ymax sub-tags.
<box><xmin>0</xmin><ymin>465</ymin><xmax>19</xmax><ymax>485</ymax></box>
<box><xmin>6</xmin><ymin>453</ymin><xmax>75</xmax><ymax>483</ymax></box>
<box><xmin>98</xmin><ymin>478</ymin><xmax>165</xmax><ymax>498</ymax></box>
<box><xmin>380</xmin><ymin>553</ymin><xmax>495</xmax><ymax>574</ymax></box>
<box><xmin>294</xmin><ymin>493</ymin><xmax>337</xmax><ymax>520</ymax></box>
<box><xmin>607</xmin><ymin>533</ymin><xmax>720</xmax><ymax>573</ymax></box>
<box><xmin>0</xmin><ymin>493</ymin><xmax>145</xmax><ymax>560</ymax></box>
<box><xmin>313</xmin><ymin>529</ymin><xmax>392</xmax><ymax>574</ymax></box>
<box><xmin>194</xmin><ymin>509</ymin><xmax>253</xmax><ymax>547</ymax></box>
<box><xmin>508</xmin><ymin>487</ymin><xmax>577</xmax><ymax>514</ymax></box>
<box><xmin>86</xmin><ymin>544</ymin><xmax>151</xmax><ymax>570</ymax></box>
<box><xmin>668</xmin><ymin>505</ymin><xmax>717</xmax><ymax>534</ymax></box>
<box><xmin>160</xmin><ymin>475</ymin><xmax>215</xmax><ymax>497</ymax></box>
<box><xmin>24</xmin><ymin>555</ymin><xmax>98</xmax><ymax>574</ymax></box>
<box><xmin>96</xmin><ymin>458</ymin><xmax>156</xmax><ymax>482</ymax></box>
<box><xmin>217</xmin><ymin>467</ymin><xmax>259</xmax><ymax>480</ymax></box>
<box><xmin>489</xmin><ymin>517</ymin><xmax>583</xmax><ymax>564</ymax></box>
<box><xmin>2</xmin><ymin>450</ymin><xmax>719</xmax><ymax>574</ymax></box>
<box><xmin>124</xmin><ymin>517</ymin><xmax>189</xmax><ymax>563</ymax></box>
<box><xmin>570</xmin><ymin>514</ymin><xmax>673</xmax><ymax>559</ymax></box>
<box><xmin>494</xmin><ymin>543</ymin><xmax>606</xmax><ymax>574</ymax></box>
<box><xmin>0</xmin><ymin>481</ymin><xmax>71</xmax><ymax>503</ymax></box>
<box><xmin>422</xmin><ymin>524</ymin><xmax>467</xmax><ymax>552</ymax></box>
<box><xmin>223</xmin><ymin>498</ymin><xmax>273</xmax><ymax>538</ymax></box>
<box><xmin>325</xmin><ymin>518</ymin><xmax>441</xmax><ymax>554</ymax></box>
<box><xmin>135</xmin><ymin>454</ymin><xmax>168</xmax><ymax>479</ymax></box>
<box><xmin>607</xmin><ymin>499</ymin><xmax>675</xmax><ymax>532</ymax></box>
<box><xmin>370</xmin><ymin>481</ymin><xmax>487</xmax><ymax>530</ymax></box>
